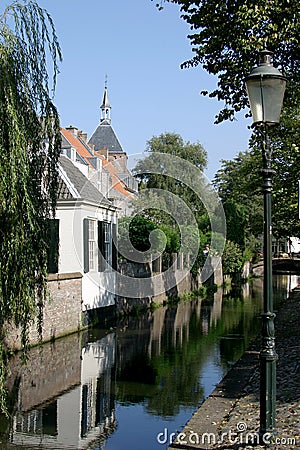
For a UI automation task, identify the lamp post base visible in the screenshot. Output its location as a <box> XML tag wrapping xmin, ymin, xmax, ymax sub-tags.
<box><xmin>259</xmin><ymin>311</ymin><xmax>277</xmax><ymax>436</ymax></box>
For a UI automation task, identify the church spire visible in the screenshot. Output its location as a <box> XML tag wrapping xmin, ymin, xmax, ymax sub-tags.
<box><xmin>100</xmin><ymin>75</ymin><xmax>111</xmax><ymax>124</ymax></box>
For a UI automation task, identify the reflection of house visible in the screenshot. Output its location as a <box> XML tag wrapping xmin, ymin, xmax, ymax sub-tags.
<box><xmin>10</xmin><ymin>333</ymin><xmax>116</xmax><ymax>449</ymax></box>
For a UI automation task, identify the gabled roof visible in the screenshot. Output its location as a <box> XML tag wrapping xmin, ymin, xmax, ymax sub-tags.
<box><xmin>89</xmin><ymin>122</ymin><xmax>124</xmax><ymax>154</ymax></box>
<box><xmin>97</xmin><ymin>154</ymin><xmax>134</xmax><ymax>199</ymax></box>
<box><xmin>58</xmin><ymin>156</ymin><xmax>112</xmax><ymax>206</ymax></box>
<box><xmin>61</xmin><ymin>128</ymin><xmax>95</xmax><ymax>167</ymax></box>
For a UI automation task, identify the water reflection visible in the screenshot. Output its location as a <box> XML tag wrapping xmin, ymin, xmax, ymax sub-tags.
<box><xmin>5</xmin><ymin>333</ymin><xmax>116</xmax><ymax>449</ymax></box>
<box><xmin>3</xmin><ymin>275</ymin><xmax>299</xmax><ymax>450</ymax></box>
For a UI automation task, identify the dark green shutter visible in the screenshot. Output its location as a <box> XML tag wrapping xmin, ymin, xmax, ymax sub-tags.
<box><xmin>98</xmin><ymin>221</ymin><xmax>105</xmax><ymax>272</ymax></box>
<box><xmin>47</xmin><ymin>219</ymin><xmax>59</xmax><ymax>274</ymax></box>
<box><xmin>83</xmin><ymin>218</ymin><xmax>89</xmax><ymax>273</ymax></box>
<box><xmin>112</xmin><ymin>223</ymin><xmax>118</xmax><ymax>271</ymax></box>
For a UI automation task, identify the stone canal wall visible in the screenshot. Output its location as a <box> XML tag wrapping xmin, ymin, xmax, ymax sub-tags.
<box><xmin>116</xmin><ymin>269</ymin><xmax>196</xmax><ymax>315</ymax></box>
<box><xmin>5</xmin><ymin>256</ymin><xmax>224</xmax><ymax>347</ymax></box>
<box><xmin>116</xmin><ymin>256</ymin><xmax>223</xmax><ymax>315</ymax></box>
<box><xmin>4</xmin><ymin>272</ymin><xmax>83</xmax><ymax>350</ymax></box>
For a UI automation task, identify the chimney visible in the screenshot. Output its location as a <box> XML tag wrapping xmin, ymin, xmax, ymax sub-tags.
<box><xmin>78</xmin><ymin>131</ymin><xmax>88</xmax><ymax>142</ymax></box>
<box><xmin>97</xmin><ymin>147</ymin><xmax>109</xmax><ymax>160</ymax></box>
<box><xmin>66</xmin><ymin>125</ymin><xmax>79</xmax><ymax>136</ymax></box>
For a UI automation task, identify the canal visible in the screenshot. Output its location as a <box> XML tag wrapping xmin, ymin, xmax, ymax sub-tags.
<box><xmin>2</xmin><ymin>274</ymin><xmax>299</xmax><ymax>450</ymax></box>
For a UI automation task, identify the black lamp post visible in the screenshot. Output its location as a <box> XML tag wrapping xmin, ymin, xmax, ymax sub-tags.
<box><xmin>245</xmin><ymin>49</ymin><xmax>287</xmax><ymax>436</ymax></box>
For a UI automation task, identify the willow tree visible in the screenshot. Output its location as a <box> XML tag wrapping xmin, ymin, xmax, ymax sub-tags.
<box><xmin>0</xmin><ymin>1</ymin><xmax>62</xmax><ymax>412</ymax></box>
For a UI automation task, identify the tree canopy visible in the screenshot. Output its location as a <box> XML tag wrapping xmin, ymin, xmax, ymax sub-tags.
<box><xmin>133</xmin><ymin>132</ymin><xmax>208</xmax><ymax>227</ymax></box>
<box><xmin>131</xmin><ymin>132</ymin><xmax>226</xmax><ymax>276</ymax></box>
<box><xmin>159</xmin><ymin>0</ymin><xmax>300</xmax><ymax>123</ymax></box>
<box><xmin>156</xmin><ymin>1</ymin><xmax>300</xmax><ymax>251</ymax></box>
<box><xmin>213</xmin><ymin>151</ymin><xmax>262</xmax><ymax>255</ymax></box>
<box><xmin>0</xmin><ymin>0</ymin><xmax>61</xmax><ymax>412</ymax></box>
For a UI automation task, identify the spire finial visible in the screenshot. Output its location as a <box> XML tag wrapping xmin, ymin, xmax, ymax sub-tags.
<box><xmin>100</xmin><ymin>75</ymin><xmax>111</xmax><ymax>124</ymax></box>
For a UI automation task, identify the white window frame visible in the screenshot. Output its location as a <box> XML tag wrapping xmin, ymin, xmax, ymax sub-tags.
<box><xmin>88</xmin><ymin>219</ymin><xmax>96</xmax><ymax>271</ymax></box>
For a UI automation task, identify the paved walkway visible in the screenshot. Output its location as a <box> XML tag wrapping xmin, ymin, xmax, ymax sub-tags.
<box><xmin>168</xmin><ymin>287</ymin><xmax>300</xmax><ymax>450</ymax></box>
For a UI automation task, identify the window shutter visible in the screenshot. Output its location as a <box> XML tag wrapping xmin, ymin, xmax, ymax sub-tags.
<box><xmin>83</xmin><ymin>218</ymin><xmax>89</xmax><ymax>273</ymax></box>
<box><xmin>112</xmin><ymin>223</ymin><xmax>118</xmax><ymax>271</ymax></box>
<box><xmin>98</xmin><ymin>221</ymin><xmax>105</xmax><ymax>272</ymax></box>
<box><xmin>47</xmin><ymin>219</ymin><xmax>59</xmax><ymax>274</ymax></box>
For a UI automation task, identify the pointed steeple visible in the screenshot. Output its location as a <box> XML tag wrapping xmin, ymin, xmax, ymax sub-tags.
<box><xmin>100</xmin><ymin>76</ymin><xmax>111</xmax><ymax>124</ymax></box>
<box><xmin>89</xmin><ymin>77</ymin><xmax>125</xmax><ymax>155</ymax></box>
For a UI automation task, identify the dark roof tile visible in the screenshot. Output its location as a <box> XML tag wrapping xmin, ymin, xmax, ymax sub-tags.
<box><xmin>89</xmin><ymin>123</ymin><xmax>124</xmax><ymax>154</ymax></box>
<box><xmin>58</xmin><ymin>156</ymin><xmax>112</xmax><ymax>206</ymax></box>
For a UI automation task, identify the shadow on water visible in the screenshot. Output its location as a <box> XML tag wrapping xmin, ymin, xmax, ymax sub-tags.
<box><xmin>1</xmin><ymin>274</ymin><xmax>299</xmax><ymax>450</ymax></box>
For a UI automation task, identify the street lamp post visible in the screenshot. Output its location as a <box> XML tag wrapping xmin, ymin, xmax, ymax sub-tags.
<box><xmin>245</xmin><ymin>49</ymin><xmax>287</xmax><ymax>436</ymax></box>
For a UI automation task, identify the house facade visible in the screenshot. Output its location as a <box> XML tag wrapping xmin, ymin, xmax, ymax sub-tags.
<box><xmin>52</xmin><ymin>84</ymin><xmax>138</xmax><ymax>315</ymax></box>
<box><xmin>54</xmin><ymin>155</ymin><xmax>118</xmax><ymax>312</ymax></box>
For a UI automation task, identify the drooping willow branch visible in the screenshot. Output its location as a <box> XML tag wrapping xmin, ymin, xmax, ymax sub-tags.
<box><xmin>0</xmin><ymin>0</ymin><xmax>62</xmax><ymax>413</ymax></box>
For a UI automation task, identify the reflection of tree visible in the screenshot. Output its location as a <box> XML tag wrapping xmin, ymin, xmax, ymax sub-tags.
<box><xmin>115</xmin><ymin>284</ymin><xmax>266</xmax><ymax>418</ymax></box>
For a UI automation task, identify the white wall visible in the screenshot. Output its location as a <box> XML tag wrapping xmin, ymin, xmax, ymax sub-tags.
<box><xmin>56</xmin><ymin>199</ymin><xmax>118</xmax><ymax>310</ymax></box>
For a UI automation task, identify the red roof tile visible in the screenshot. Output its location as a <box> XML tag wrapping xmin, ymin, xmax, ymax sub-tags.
<box><xmin>61</xmin><ymin>128</ymin><xmax>94</xmax><ymax>167</ymax></box>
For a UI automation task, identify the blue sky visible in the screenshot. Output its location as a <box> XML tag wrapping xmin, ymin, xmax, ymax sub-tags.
<box><xmin>32</xmin><ymin>0</ymin><xmax>251</xmax><ymax>179</ymax></box>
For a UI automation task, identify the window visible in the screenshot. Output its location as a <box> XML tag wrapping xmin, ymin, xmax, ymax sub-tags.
<box><xmin>83</xmin><ymin>218</ymin><xmax>96</xmax><ymax>273</ymax></box>
<box><xmin>98</xmin><ymin>222</ymin><xmax>111</xmax><ymax>272</ymax></box>
<box><xmin>88</xmin><ymin>220</ymin><xmax>96</xmax><ymax>270</ymax></box>
<box><xmin>84</xmin><ymin>219</ymin><xmax>117</xmax><ymax>273</ymax></box>
<box><xmin>104</xmin><ymin>222</ymin><xmax>112</xmax><ymax>267</ymax></box>
<box><xmin>98</xmin><ymin>221</ymin><xmax>116</xmax><ymax>272</ymax></box>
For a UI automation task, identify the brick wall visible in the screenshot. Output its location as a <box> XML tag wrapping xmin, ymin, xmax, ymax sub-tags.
<box><xmin>4</xmin><ymin>272</ymin><xmax>83</xmax><ymax>350</ymax></box>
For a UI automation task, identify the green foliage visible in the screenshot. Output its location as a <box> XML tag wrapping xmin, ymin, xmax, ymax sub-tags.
<box><xmin>242</xmin><ymin>247</ymin><xmax>255</xmax><ymax>265</ymax></box>
<box><xmin>260</xmin><ymin>115</ymin><xmax>300</xmax><ymax>239</ymax></box>
<box><xmin>158</xmin><ymin>224</ymin><xmax>180</xmax><ymax>254</ymax></box>
<box><xmin>132</xmin><ymin>133</ymin><xmax>216</xmax><ymax>279</ymax></box>
<box><xmin>133</xmin><ymin>132</ymin><xmax>208</xmax><ymax>227</ymax></box>
<box><xmin>0</xmin><ymin>0</ymin><xmax>61</xmax><ymax>413</ymax></box>
<box><xmin>162</xmin><ymin>0</ymin><xmax>300</xmax><ymax>124</ymax></box>
<box><xmin>213</xmin><ymin>151</ymin><xmax>262</xmax><ymax>248</ymax></box>
<box><xmin>118</xmin><ymin>215</ymin><xmax>166</xmax><ymax>257</ymax></box>
<box><xmin>129</xmin><ymin>216</ymin><xmax>156</xmax><ymax>252</ymax></box>
<box><xmin>223</xmin><ymin>199</ymin><xmax>246</xmax><ymax>249</ymax></box>
<box><xmin>222</xmin><ymin>240</ymin><xmax>243</xmax><ymax>275</ymax></box>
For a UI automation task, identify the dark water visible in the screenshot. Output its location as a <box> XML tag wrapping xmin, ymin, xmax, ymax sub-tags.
<box><xmin>2</xmin><ymin>274</ymin><xmax>299</xmax><ymax>450</ymax></box>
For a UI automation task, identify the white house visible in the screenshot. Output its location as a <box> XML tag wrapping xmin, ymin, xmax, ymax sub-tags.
<box><xmin>48</xmin><ymin>83</ymin><xmax>138</xmax><ymax>317</ymax></box>
<box><xmin>53</xmin><ymin>155</ymin><xmax>118</xmax><ymax>312</ymax></box>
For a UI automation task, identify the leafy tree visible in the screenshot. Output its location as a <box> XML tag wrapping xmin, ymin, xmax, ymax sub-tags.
<box><xmin>158</xmin><ymin>224</ymin><xmax>180</xmax><ymax>254</ymax></box>
<box><xmin>222</xmin><ymin>240</ymin><xmax>243</xmax><ymax>276</ymax></box>
<box><xmin>159</xmin><ymin>0</ymin><xmax>300</xmax><ymax>123</ymax></box>
<box><xmin>259</xmin><ymin>114</ymin><xmax>300</xmax><ymax>240</ymax></box>
<box><xmin>133</xmin><ymin>132</ymin><xmax>209</xmax><ymax>227</ymax></box>
<box><xmin>155</xmin><ymin>1</ymin><xmax>300</xmax><ymax>242</ymax></box>
<box><xmin>0</xmin><ymin>0</ymin><xmax>61</xmax><ymax>412</ymax></box>
<box><xmin>132</xmin><ymin>132</ymin><xmax>225</xmax><ymax>277</ymax></box>
<box><xmin>118</xmin><ymin>215</ymin><xmax>161</xmax><ymax>254</ymax></box>
<box><xmin>213</xmin><ymin>150</ymin><xmax>262</xmax><ymax>249</ymax></box>
<box><xmin>222</xmin><ymin>199</ymin><xmax>246</xmax><ymax>249</ymax></box>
